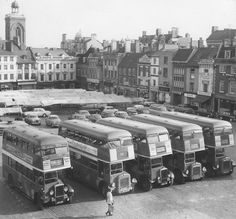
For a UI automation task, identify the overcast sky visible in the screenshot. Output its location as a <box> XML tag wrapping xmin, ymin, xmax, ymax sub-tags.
<box><xmin>0</xmin><ymin>0</ymin><xmax>235</xmax><ymax>48</ymax></box>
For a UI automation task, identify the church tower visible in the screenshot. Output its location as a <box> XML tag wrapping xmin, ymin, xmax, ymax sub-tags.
<box><xmin>5</xmin><ymin>1</ymin><xmax>26</xmax><ymax>49</ymax></box>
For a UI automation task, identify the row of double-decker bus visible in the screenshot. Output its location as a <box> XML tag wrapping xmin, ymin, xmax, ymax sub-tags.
<box><xmin>149</xmin><ymin>106</ymin><xmax>235</xmax><ymax>176</ymax></box>
<box><xmin>2</xmin><ymin>108</ymin><xmax>235</xmax><ymax>209</ymax></box>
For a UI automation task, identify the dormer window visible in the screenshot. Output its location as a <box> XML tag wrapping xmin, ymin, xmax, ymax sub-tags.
<box><xmin>225</xmin><ymin>50</ymin><xmax>231</xmax><ymax>59</ymax></box>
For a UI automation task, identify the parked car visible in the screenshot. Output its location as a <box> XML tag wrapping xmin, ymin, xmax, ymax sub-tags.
<box><xmin>195</xmin><ymin>108</ymin><xmax>213</xmax><ymax>118</ymax></box>
<box><xmin>88</xmin><ymin>114</ymin><xmax>102</xmax><ymax>122</ymax></box>
<box><xmin>23</xmin><ymin>108</ymin><xmax>51</xmax><ymax>117</ymax></box>
<box><xmin>71</xmin><ymin>113</ymin><xmax>90</xmax><ymax>121</ymax></box>
<box><xmin>101</xmin><ymin>105</ymin><xmax>118</xmax><ymax>112</ymax></box>
<box><xmin>45</xmin><ymin>115</ymin><xmax>61</xmax><ymax>127</ymax></box>
<box><xmin>24</xmin><ymin>114</ymin><xmax>41</xmax><ymax>126</ymax></box>
<box><xmin>216</xmin><ymin>112</ymin><xmax>236</xmax><ymax>122</ymax></box>
<box><xmin>136</xmin><ymin>107</ymin><xmax>150</xmax><ymax>114</ymax></box>
<box><xmin>143</xmin><ymin>101</ymin><xmax>156</xmax><ymax>107</ymax></box>
<box><xmin>126</xmin><ymin>107</ymin><xmax>138</xmax><ymax>116</ymax></box>
<box><xmin>101</xmin><ymin>109</ymin><xmax>116</xmax><ymax>118</ymax></box>
<box><xmin>76</xmin><ymin>110</ymin><xmax>91</xmax><ymax>118</ymax></box>
<box><xmin>133</xmin><ymin>104</ymin><xmax>144</xmax><ymax>110</ymax></box>
<box><xmin>115</xmin><ymin>111</ymin><xmax>129</xmax><ymax>119</ymax></box>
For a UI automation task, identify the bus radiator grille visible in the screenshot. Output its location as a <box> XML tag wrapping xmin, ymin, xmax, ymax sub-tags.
<box><xmin>55</xmin><ymin>185</ymin><xmax>64</xmax><ymax>197</ymax></box>
<box><xmin>120</xmin><ymin>177</ymin><xmax>129</xmax><ymax>188</ymax></box>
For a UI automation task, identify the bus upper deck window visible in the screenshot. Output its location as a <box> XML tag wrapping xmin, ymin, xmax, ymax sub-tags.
<box><xmin>41</xmin><ymin>148</ymin><xmax>56</xmax><ymax>156</ymax></box>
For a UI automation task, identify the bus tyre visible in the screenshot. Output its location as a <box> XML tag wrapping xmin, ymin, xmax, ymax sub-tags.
<box><xmin>8</xmin><ymin>174</ymin><xmax>14</xmax><ymax>188</ymax></box>
<box><xmin>140</xmin><ymin>177</ymin><xmax>152</xmax><ymax>191</ymax></box>
<box><xmin>174</xmin><ymin>169</ymin><xmax>185</xmax><ymax>184</ymax></box>
<box><xmin>99</xmin><ymin>182</ymin><xmax>108</xmax><ymax>198</ymax></box>
<box><xmin>205</xmin><ymin>164</ymin><xmax>215</xmax><ymax>177</ymax></box>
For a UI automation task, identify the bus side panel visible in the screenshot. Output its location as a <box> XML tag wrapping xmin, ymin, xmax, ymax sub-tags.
<box><xmin>71</xmin><ymin>159</ymin><xmax>98</xmax><ymax>189</ymax></box>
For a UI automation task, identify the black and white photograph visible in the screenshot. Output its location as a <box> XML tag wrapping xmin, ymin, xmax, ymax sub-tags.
<box><xmin>0</xmin><ymin>0</ymin><xmax>236</xmax><ymax>218</ymax></box>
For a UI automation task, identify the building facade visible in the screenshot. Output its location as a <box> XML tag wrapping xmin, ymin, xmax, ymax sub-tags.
<box><xmin>103</xmin><ymin>52</ymin><xmax>125</xmax><ymax>94</ymax></box>
<box><xmin>0</xmin><ymin>50</ymin><xmax>17</xmax><ymax>90</ymax></box>
<box><xmin>214</xmin><ymin>45</ymin><xmax>236</xmax><ymax>117</ymax></box>
<box><xmin>137</xmin><ymin>55</ymin><xmax>151</xmax><ymax>99</ymax></box>
<box><xmin>118</xmin><ymin>53</ymin><xmax>144</xmax><ymax>97</ymax></box>
<box><xmin>29</xmin><ymin>48</ymin><xmax>77</xmax><ymax>89</ymax></box>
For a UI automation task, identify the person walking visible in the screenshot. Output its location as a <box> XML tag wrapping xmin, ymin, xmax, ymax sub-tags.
<box><xmin>106</xmin><ymin>184</ymin><xmax>114</xmax><ymax>216</ymax></box>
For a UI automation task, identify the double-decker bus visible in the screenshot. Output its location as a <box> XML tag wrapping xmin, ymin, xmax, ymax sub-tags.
<box><xmin>97</xmin><ymin>117</ymin><xmax>174</xmax><ymax>191</ymax></box>
<box><xmin>131</xmin><ymin>114</ymin><xmax>205</xmax><ymax>184</ymax></box>
<box><xmin>2</xmin><ymin>125</ymin><xmax>74</xmax><ymax>209</ymax></box>
<box><xmin>149</xmin><ymin>110</ymin><xmax>235</xmax><ymax>176</ymax></box>
<box><xmin>58</xmin><ymin>120</ymin><xmax>135</xmax><ymax>197</ymax></box>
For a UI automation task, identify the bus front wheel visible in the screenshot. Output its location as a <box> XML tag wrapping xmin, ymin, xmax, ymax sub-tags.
<box><xmin>140</xmin><ymin>177</ymin><xmax>152</xmax><ymax>191</ymax></box>
<box><xmin>34</xmin><ymin>193</ymin><xmax>44</xmax><ymax>210</ymax></box>
<box><xmin>8</xmin><ymin>174</ymin><xmax>14</xmax><ymax>188</ymax></box>
<box><xmin>174</xmin><ymin>169</ymin><xmax>185</xmax><ymax>184</ymax></box>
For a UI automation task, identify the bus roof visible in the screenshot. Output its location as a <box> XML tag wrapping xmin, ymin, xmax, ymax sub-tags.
<box><xmin>4</xmin><ymin>125</ymin><xmax>67</xmax><ymax>147</ymax></box>
<box><xmin>152</xmin><ymin>111</ymin><xmax>232</xmax><ymax>129</ymax></box>
<box><xmin>97</xmin><ymin>117</ymin><xmax>168</xmax><ymax>136</ymax></box>
<box><xmin>131</xmin><ymin>114</ymin><xmax>202</xmax><ymax>132</ymax></box>
<box><xmin>60</xmin><ymin>119</ymin><xmax>132</xmax><ymax>140</ymax></box>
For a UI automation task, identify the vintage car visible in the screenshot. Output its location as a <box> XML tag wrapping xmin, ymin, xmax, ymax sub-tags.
<box><xmin>126</xmin><ymin>107</ymin><xmax>138</xmax><ymax>116</ymax></box>
<box><xmin>88</xmin><ymin>114</ymin><xmax>102</xmax><ymax>122</ymax></box>
<box><xmin>24</xmin><ymin>114</ymin><xmax>41</xmax><ymax>126</ymax></box>
<box><xmin>101</xmin><ymin>109</ymin><xmax>116</xmax><ymax>118</ymax></box>
<box><xmin>115</xmin><ymin>111</ymin><xmax>130</xmax><ymax>119</ymax></box>
<box><xmin>45</xmin><ymin>115</ymin><xmax>61</xmax><ymax>127</ymax></box>
<box><xmin>136</xmin><ymin>107</ymin><xmax>150</xmax><ymax>114</ymax></box>
<box><xmin>76</xmin><ymin>110</ymin><xmax>91</xmax><ymax>118</ymax></box>
<box><xmin>23</xmin><ymin>108</ymin><xmax>51</xmax><ymax>117</ymax></box>
<box><xmin>71</xmin><ymin>113</ymin><xmax>90</xmax><ymax>121</ymax></box>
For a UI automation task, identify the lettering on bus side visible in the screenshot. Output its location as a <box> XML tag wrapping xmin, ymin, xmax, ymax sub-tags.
<box><xmin>66</xmin><ymin>138</ymin><xmax>98</xmax><ymax>156</ymax></box>
<box><xmin>5</xmin><ymin>143</ymin><xmax>33</xmax><ymax>164</ymax></box>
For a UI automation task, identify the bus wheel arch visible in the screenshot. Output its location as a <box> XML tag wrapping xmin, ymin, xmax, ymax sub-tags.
<box><xmin>173</xmin><ymin>169</ymin><xmax>185</xmax><ymax>184</ymax></box>
<box><xmin>34</xmin><ymin>193</ymin><xmax>44</xmax><ymax>210</ymax></box>
<box><xmin>140</xmin><ymin>176</ymin><xmax>152</xmax><ymax>191</ymax></box>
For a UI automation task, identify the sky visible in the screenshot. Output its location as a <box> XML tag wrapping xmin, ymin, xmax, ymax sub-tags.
<box><xmin>0</xmin><ymin>0</ymin><xmax>235</xmax><ymax>48</ymax></box>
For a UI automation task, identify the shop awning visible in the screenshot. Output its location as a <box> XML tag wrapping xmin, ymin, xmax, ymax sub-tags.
<box><xmin>193</xmin><ymin>95</ymin><xmax>211</xmax><ymax>103</ymax></box>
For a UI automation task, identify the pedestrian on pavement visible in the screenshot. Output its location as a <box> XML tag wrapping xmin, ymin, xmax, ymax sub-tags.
<box><xmin>106</xmin><ymin>184</ymin><xmax>115</xmax><ymax>216</ymax></box>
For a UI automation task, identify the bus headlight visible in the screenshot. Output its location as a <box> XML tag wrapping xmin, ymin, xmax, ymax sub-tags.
<box><xmin>185</xmin><ymin>170</ymin><xmax>189</xmax><ymax>175</ymax></box>
<box><xmin>132</xmin><ymin>178</ymin><xmax>137</xmax><ymax>184</ymax></box>
<box><xmin>216</xmin><ymin>164</ymin><xmax>219</xmax><ymax>169</ymax></box>
<box><xmin>49</xmin><ymin>190</ymin><xmax>54</xmax><ymax>196</ymax></box>
<box><xmin>202</xmin><ymin>167</ymin><xmax>207</xmax><ymax>173</ymax></box>
<box><xmin>64</xmin><ymin>186</ymin><xmax>69</xmax><ymax>193</ymax></box>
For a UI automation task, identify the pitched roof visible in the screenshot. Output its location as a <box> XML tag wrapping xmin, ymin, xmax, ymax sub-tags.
<box><xmin>172</xmin><ymin>48</ymin><xmax>194</xmax><ymax>62</ymax></box>
<box><xmin>207</xmin><ymin>29</ymin><xmax>236</xmax><ymax>41</ymax></box>
<box><xmin>187</xmin><ymin>47</ymin><xmax>218</xmax><ymax>66</ymax></box>
<box><xmin>30</xmin><ymin>47</ymin><xmax>68</xmax><ymax>57</ymax></box>
<box><xmin>217</xmin><ymin>46</ymin><xmax>236</xmax><ymax>59</ymax></box>
<box><xmin>118</xmin><ymin>53</ymin><xmax>144</xmax><ymax>68</ymax></box>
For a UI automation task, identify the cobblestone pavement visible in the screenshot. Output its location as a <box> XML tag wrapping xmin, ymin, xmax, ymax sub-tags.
<box><xmin>0</xmin><ymin>120</ymin><xmax>235</xmax><ymax>219</ymax></box>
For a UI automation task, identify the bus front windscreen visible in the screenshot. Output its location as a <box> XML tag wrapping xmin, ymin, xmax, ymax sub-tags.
<box><xmin>185</xmin><ymin>153</ymin><xmax>195</xmax><ymax>163</ymax></box>
<box><xmin>122</xmin><ymin>137</ymin><xmax>133</xmax><ymax>147</ymax></box>
<box><xmin>159</xmin><ymin>133</ymin><xmax>169</xmax><ymax>142</ymax></box>
<box><xmin>216</xmin><ymin>148</ymin><xmax>225</xmax><ymax>158</ymax></box>
<box><xmin>151</xmin><ymin>157</ymin><xmax>162</xmax><ymax>168</ymax></box>
<box><xmin>111</xmin><ymin>162</ymin><xmax>123</xmax><ymax>175</ymax></box>
<box><xmin>147</xmin><ymin>134</ymin><xmax>159</xmax><ymax>144</ymax></box>
<box><xmin>44</xmin><ymin>171</ymin><xmax>58</xmax><ymax>184</ymax></box>
<box><xmin>183</xmin><ymin>130</ymin><xmax>202</xmax><ymax>141</ymax></box>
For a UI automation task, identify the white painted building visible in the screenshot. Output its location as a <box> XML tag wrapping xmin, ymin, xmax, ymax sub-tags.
<box><xmin>29</xmin><ymin>47</ymin><xmax>77</xmax><ymax>88</ymax></box>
